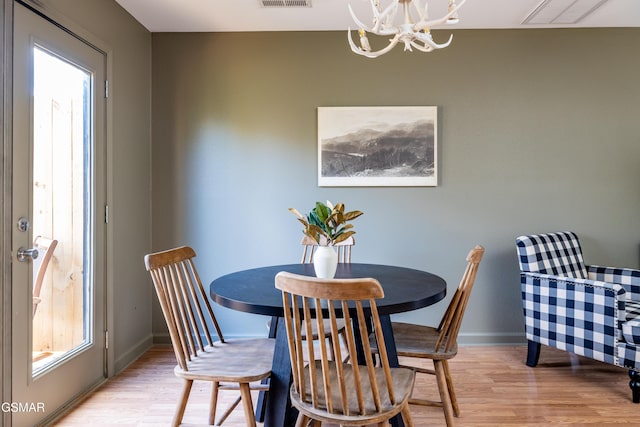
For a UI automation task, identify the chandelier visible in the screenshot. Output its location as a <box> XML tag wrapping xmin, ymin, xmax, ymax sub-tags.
<box><xmin>348</xmin><ymin>0</ymin><xmax>466</xmax><ymax>58</ymax></box>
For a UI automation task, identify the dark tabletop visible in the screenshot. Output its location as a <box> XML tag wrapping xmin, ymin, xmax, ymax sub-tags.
<box><xmin>209</xmin><ymin>263</ymin><xmax>447</xmax><ymax>317</ymax></box>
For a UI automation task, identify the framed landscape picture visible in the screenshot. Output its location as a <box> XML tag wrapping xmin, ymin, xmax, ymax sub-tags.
<box><xmin>317</xmin><ymin>106</ymin><xmax>438</xmax><ymax>187</ymax></box>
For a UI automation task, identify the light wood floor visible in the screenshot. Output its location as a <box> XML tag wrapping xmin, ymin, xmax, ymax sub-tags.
<box><xmin>53</xmin><ymin>344</ymin><xmax>639</xmax><ymax>426</ymax></box>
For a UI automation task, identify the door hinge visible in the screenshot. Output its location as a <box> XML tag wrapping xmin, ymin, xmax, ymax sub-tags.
<box><xmin>105</xmin><ymin>330</ymin><xmax>109</xmax><ymax>349</ymax></box>
<box><xmin>105</xmin><ymin>80</ymin><xmax>109</xmax><ymax>98</ymax></box>
<box><xmin>105</xmin><ymin>205</ymin><xmax>109</xmax><ymax>224</ymax></box>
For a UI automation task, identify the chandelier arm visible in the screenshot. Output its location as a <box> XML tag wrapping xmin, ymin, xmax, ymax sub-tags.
<box><xmin>383</xmin><ymin>3</ymin><xmax>400</xmax><ymax>31</ymax></box>
<box><xmin>417</xmin><ymin>0</ymin><xmax>466</xmax><ymax>29</ymax></box>
<box><xmin>375</xmin><ymin>27</ymin><xmax>402</xmax><ymax>36</ymax></box>
<box><xmin>349</xmin><ymin>33</ymin><xmax>402</xmax><ymax>58</ymax></box>
<box><xmin>349</xmin><ymin>1</ymin><xmax>400</xmax><ymax>34</ymax></box>
<box><xmin>408</xmin><ymin>39</ymin><xmax>434</xmax><ymax>52</ymax></box>
<box><xmin>374</xmin><ymin>0</ymin><xmax>401</xmax><ymax>33</ymax></box>
<box><xmin>411</xmin><ymin>0</ymin><xmax>428</xmax><ymax>23</ymax></box>
<box><xmin>349</xmin><ymin>4</ymin><xmax>375</xmax><ymax>32</ymax></box>
<box><xmin>350</xmin><ymin>2</ymin><xmax>402</xmax><ymax>36</ymax></box>
<box><xmin>348</xmin><ymin>28</ymin><xmax>363</xmax><ymax>52</ymax></box>
<box><xmin>413</xmin><ymin>32</ymin><xmax>453</xmax><ymax>49</ymax></box>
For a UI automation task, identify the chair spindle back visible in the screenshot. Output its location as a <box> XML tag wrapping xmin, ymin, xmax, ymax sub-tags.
<box><xmin>144</xmin><ymin>246</ymin><xmax>225</xmax><ymax>370</ymax></box>
<box><xmin>435</xmin><ymin>245</ymin><xmax>484</xmax><ymax>353</ymax></box>
<box><xmin>276</xmin><ymin>271</ymin><xmax>398</xmax><ymax>416</ymax></box>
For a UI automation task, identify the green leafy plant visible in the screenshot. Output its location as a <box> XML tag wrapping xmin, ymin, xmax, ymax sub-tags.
<box><xmin>289</xmin><ymin>201</ymin><xmax>364</xmax><ymax>246</ymax></box>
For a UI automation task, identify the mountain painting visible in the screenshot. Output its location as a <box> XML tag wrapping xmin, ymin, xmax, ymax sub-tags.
<box><xmin>317</xmin><ymin>106</ymin><xmax>438</xmax><ymax>187</ymax></box>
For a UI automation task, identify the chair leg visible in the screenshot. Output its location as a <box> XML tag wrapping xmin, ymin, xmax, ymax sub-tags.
<box><xmin>526</xmin><ymin>340</ymin><xmax>541</xmax><ymax>367</ymax></box>
<box><xmin>239</xmin><ymin>382</ymin><xmax>257</xmax><ymax>427</ymax></box>
<box><xmin>630</xmin><ymin>370</ymin><xmax>640</xmax><ymax>403</ymax></box>
<box><xmin>401</xmin><ymin>404</ymin><xmax>415</xmax><ymax>427</ymax></box>
<box><xmin>442</xmin><ymin>360</ymin><xmax>459</xmax><ymax>417</ymax></box>
<box><xmin>209</xmin><ymin>381</ymin><xmax>219</xmax><ymax>425</ymax></box>
<box><xmin>434</xmin><ymin>360</ymin><xmax>455</xmax><ymax>427</ymax></box>
<box><xmin>173</xmin><ymin>379</ymin><xmax>193</xmax><ymax>427</ymax></box>
<box><xmin>295</xmin><ymin>413</ymin><xmax>311</xmax><ymax>427</ymax></box>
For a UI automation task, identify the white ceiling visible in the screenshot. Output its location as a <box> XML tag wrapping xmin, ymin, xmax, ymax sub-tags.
<box><xmin>113</xmin><ymin>0</ymin><xmax>640</xmax><ymax>33</ymax></box>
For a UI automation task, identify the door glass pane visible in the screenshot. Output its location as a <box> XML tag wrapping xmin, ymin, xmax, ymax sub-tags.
<box><xmin>31</xmin><ymin>46</ymin><xmax>93</xmax><ymax>375</ymax></box>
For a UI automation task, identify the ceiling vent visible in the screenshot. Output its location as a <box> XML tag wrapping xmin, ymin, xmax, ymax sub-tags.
<box><xmin>523</xmin><ymin>0</ymin><xmax>609</xmax><ymax>25</ymax></box>
<box><xmin>259</xmin><ymin>0</ymin><xmax>311</xmax><ymax>7</ymax></box>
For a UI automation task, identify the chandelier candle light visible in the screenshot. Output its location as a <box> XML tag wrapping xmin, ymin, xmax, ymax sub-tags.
<box><xmin>348</xmin><ymin>0</ymin><xmax>466</xmax><ymax>58</ymax></box>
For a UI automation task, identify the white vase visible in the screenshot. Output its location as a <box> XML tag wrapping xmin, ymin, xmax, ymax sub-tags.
<box><xmin>313</xmin><ymin>245</ymin><xmax>338</xmax><ymax>279</ymax></box>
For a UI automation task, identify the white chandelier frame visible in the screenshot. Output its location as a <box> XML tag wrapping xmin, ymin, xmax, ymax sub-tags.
<box><xmin>348</xmin><ymin>0</ymin><xmax>466</xmax><ymax>58</ymax></box>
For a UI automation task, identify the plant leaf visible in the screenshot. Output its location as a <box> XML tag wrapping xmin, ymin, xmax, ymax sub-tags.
<box><xmin>288</xmin><ymin>207</ymin><xmax>305</xmax><ymax>220</ymax></box>
<box><xmin>306</xmin><ymin>224</ymin><xmax>327</xmax><ymax>244</ymax></box>
<box><xmin>296</xmin><ymin>218</ymin><xmax>309</xmax><ymax>227</ymax></box>
<box><xmin>333</xmin><ymin>230</ymin><xmax>355</xmax><ymax>244</ymax></box>
<box><xmin>315</xmin><ymin>201</ymin><xmax>329</xmax><ymax>221</ymax></box>
<box><xmin>308</xmin><ymin>211</ymin><xmax>323</xmax><ymax>227</ymax></box>
<box><xmin>343</xmin><ymin>210</ymin><xmax>364</xmax><ymax>221</ymax></box>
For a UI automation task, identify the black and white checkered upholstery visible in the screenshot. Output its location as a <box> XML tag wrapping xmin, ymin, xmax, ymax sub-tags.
<box><xmin>623</xmin><ymin>321</ymin><xmax>640</xmax><ymax>344</ymax></box>
<box><xmin>516</xmin><ymin>231</ymin><xmax>640</xmax><ymax>371</ymax></box>
<box><xmin>516</xmin><ymin>231</ymin><xmax>588</xmax><ymax>278</ymax></box>
<box><xmin>589</xmin><ymin>265</ymin><xmax>640</xmax><ymax>301</ymax></box>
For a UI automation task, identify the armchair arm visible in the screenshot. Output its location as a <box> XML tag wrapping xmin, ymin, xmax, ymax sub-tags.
<box><xmin>520</xmin><ymin>271</ymin><xmax>625</xmax><ymax>365</ymax></box>
<box><xmin>588</xmin><ymin>265</ymin><xmax>640</xmax><ymax>301</ymax></box>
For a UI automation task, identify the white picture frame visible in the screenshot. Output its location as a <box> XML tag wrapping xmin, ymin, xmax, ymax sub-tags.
<box><xmin>317</xmin><ymin>106</ymin><xmax>438</xmax><ymax>187</ymax></box>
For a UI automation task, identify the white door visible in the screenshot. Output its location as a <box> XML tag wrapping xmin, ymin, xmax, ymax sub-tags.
<box><xmin>11</xmin><ymin>3</ymin><xmax>107</xmax><ymax>424</ymax></box>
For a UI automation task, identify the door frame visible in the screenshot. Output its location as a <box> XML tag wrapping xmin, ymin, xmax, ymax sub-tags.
<box><xmin>2</xmin><ymin>0</ymin><xmax>13</xmax><ymax>425</ymax></box>
<box><xmin>1</xmin><ymin>1</ymin><xmax>115</xmax><ymax>424</ymax></box>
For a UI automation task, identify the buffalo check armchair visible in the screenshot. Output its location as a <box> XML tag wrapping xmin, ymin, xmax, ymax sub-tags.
<box><xmin>516</xmin><ymin>231</ymin><xmax>640</xmax><ymax>403</ymax></box>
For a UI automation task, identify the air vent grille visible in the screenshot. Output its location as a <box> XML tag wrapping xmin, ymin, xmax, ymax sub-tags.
<box><xmin>259</xmin><ymin>0</ymin><xmax>311</xmax><ymax>7</ymax></box>
<box><xmin>523</xmin><ymin>0</ymin><xmax>609</xmax><ymax>25</ymax></box>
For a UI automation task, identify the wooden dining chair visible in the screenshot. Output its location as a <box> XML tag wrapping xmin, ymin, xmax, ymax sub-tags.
<box><xmin>32</xmin><ymin>236</ymin><xmax>58</xmax><ymax>318</ymax></box>
<box><xmin>372</xmin><ymin>245</ymin><xmax>484</xmax><ymax>427</ymax></box>
<box><xmin>144</xmin><ymin>246</ymin><xmax>275</xmax><ymax>427</ymax></box>
<box><xmin>300</xmin><ymin>234</ymin><xmax>355</xmax><ymax>264</ymax></box>
<box><xmin>275</xmin><ymin>271</ymin><xmax>415</xmax><ymax>427</ymax></box>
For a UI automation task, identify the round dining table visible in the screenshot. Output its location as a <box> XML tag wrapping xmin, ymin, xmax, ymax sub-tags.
<box><xmin>209</xmin><ymin>262</ymin><xmax>447</xmax><ymax>427</ymax></box>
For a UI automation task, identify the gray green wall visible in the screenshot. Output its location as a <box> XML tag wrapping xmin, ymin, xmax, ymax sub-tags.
<box><xmin>151</xmin><ymin>28</ymin><xmax>640</xmax><ymax>344</ymax></box>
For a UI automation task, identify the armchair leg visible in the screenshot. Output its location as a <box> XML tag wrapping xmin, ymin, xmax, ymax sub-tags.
<box><xmin>526</xmin><ymin>340</ymin><xmax>541</xmax><ymax>367</ymax></box>
<box><xmin>629</xmin><ymin>370</ymin><xmax>640</xmax><ymax>403</ymax></box>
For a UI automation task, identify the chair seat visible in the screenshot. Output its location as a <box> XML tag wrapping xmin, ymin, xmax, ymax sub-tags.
<box><xmin>372</xmin><ymin>322</ymin><xmax>458</xmax><ymax>360</ymax></box>
<box><xmin>175</xmin><ymin>338</ymin><xmax>275</xmax><ymax>383</ymax></box>
<box><xmin>291</xmin><ymin>360</ymin><xmax>414</xmax><ymax>424</ymax></box>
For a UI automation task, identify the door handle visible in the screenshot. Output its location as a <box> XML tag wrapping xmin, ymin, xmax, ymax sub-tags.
<box><xmin>17</xmin><ymin>247</ymin><xmax>39</xmax><ymax>262</ymax></box>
